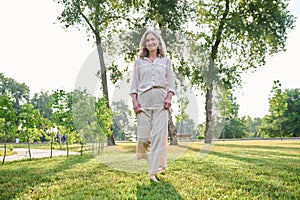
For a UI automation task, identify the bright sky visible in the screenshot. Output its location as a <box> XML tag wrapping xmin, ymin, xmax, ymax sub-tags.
<box><xmin>0</xmin><ymin>0</ymin><xmax>299</xmax><ymax>119</ymax></box>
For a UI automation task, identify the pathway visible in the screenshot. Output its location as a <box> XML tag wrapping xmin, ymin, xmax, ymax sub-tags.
<box><xmin>0</xmin><ymin>148</ymin><xmax>79</xmax><ymax>162</ymax></box>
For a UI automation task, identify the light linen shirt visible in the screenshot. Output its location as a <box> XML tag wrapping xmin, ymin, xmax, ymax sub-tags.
<box><xmin>130</xmin><ymin>56</ymin><xmax>176</xmax><ymax>96</ymax></box>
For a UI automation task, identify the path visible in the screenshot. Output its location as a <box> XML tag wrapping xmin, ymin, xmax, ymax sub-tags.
<box><xmin>0</xmin><ymin>148</ymin><xmax>79</xmax><ymax>162</ymax></box>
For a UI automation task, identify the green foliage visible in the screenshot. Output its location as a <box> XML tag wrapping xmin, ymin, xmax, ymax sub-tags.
<box><xmin>219</xmin><ymin>89</ymin><xmax>239</xmax><ymax>119</ymax></box>
<box><xmin>139</xmin><ymin>0</ymin><xmax>191</xmax><ymax>30</ymax></box>
<box><xmin>175</xmin><ymin>96</ymin><xmax>189</xmax><ymax>124</ymax></box>
<box><xmin>0</xmin><ymin>73</ymin><xmax>30</xmax><ymax>111</ymax></box>
<box><xmin>283</xmin><ymin>89</ymin><xmax>300</xmax><ymax>136</ymax></box>
<box><xmin>188</xmin><ymin>0</ymin><xmax>296</xmax><ymax>89</ymax></box>
<box><xmin>111</xmin><ymin>100</ymin><xmax>136</xmax><ymax>141</ymax></box>
<box><xmin>218</xmin><ymin>89</ymin><xmax>250</xmax><ymax>139</ymax></box>
<box><xmin>55</xmin><ymin>0</ymin><xmax>130</xmax><ymax>32</ymax></box>
<box><xmin>269</xmin><ymin>80</ymin><xmax>288</xmax><ymax>118</ymax></box>
<box><xmin>183</xmin><ymin>0</ymin><xmax>295</xmax><ymax>143</ymax></box>
<box><xmin>31</xmin><ymin>90</ymin><xmax>53</xmax><ymax>119</ymax></box>
<box><xmin>259</xmin><ymin>87</ymin><xmax>300</xmax><ymax>137</ymax></box>
<box><xmin>244</xmin><ymin>116</ymin><xmax>262</xmax><ymax>138</ymax></box>
<box><xmin>18</xmin><ymin>103</ymin><xmax>42</xmax><ymax>143</ymax></box>
<box><xmin>50</xmin><ymin>89</ymin><xmax>73</xmax><ymax>127</ymax></box>
<box><xmin>0</xmin><ymin>94</ymin><xmax>17</xmax><ymax>141</ymax></box>
<box><xmin>0</xmin><ymin>148</ymin><xmax>16</xmax><ymax>156</ymax></box>
<box><xmin>176</xmin><ymin>116</ymin><xmax>198</xmax><ymax>138</ymax></box>
<box><xmin>268</xmin><ymin>80</ymin><xmax>288</xmax><ymax>138</ymax></box>
<box><xmin>95</xmin><ymin>97</ymin><xmax>113</xmax><ymax>137</ymax></box>
<box><xmin>197</xmin><ymin>135</ymin><xmax>205</xmax><ymax>140</ymax></box>
<box><xmin>223</xmin><ymin>117</ymin><xmax>248</xmax><ymax>139</ymax></box>
<box><xmin>259</xmin><ymin>115</ymin><xmax>277</xmax><ymax>138</ymax></box>
<box><xmin>72</xmin><ymin>89</ymin><xmax>99</xmax><ymax>145</ymax></box>
<box><xmin>7</xmin><ymin>144</ymin><xmax>14</xmax><ymax>151</ymax></box>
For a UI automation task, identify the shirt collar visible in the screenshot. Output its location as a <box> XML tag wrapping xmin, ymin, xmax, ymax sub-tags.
<box><xmin>143</xmin><ymin>55</ymin><xmax>162</xmax><ymax>62</ymax></box>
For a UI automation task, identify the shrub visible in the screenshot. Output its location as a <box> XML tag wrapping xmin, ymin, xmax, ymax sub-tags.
<box><xmin>7</xmin><ymin>144</ymin><xmax>14</xmax><ymax>151</ymax></box>
<box><xmin>197</xmin><ymin>135</ymin><xmax>205</xmax><ymax>140</ymax></box>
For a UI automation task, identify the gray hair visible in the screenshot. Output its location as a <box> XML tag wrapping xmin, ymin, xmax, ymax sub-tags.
<box><xmin>138</xmin><ymin>29</ymin><xmax>167</xmax><ymax>58</ymax></box>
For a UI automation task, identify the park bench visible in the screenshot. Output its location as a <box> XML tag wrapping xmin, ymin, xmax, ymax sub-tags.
<box><xmin>176</xmin><ymin>134</ymin><xmax>192</xmax><ymax>141</ymax></box>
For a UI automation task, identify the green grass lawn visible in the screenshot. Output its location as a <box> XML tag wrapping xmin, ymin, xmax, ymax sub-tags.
<box><xmin>1</xmin><ymin>140</ymin><xmax>299</xmax><ymax>199</ymax></box>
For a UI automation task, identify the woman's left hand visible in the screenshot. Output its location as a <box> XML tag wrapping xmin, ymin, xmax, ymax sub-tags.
<box><xmin>164</xmin><ymin>92</ymin><xmax>174</xmax><ymax>109</ymax></box>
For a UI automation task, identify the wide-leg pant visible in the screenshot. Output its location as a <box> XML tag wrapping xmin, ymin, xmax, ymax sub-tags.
<box><xmin>136</xmin><ymin>88</ymin><xmax>169</xmax><ymax>175</ymax></box>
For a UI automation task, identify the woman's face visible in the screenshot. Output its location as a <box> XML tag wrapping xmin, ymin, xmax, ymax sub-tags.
<box><xmin>145</xmin><ymin>33</ymin><xmax>158</xmax><ymax>53</ymax></box>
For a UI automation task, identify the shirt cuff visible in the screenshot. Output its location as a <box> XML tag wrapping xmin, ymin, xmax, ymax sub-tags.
<box><xmin>168</xmin><ymin>88</ymin><xmax>175</xmax><ymax>95</ymax></box>
<box><xmin>130</xmin><ymin>89</ymin><xmax>138</xmax><ymax>95</ymax></box>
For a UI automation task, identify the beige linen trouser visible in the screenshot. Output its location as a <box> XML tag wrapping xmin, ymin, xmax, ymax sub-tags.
<box><xmin>136</xmin><ymin>88</ymin><xmax>168</xmax><ymax>175</ymax></box>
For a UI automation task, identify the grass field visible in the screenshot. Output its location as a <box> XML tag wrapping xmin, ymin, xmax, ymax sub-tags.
<box><xmin>0</xmin><ymin>140</ymin><xmax>299</xmax><ymax>199</ymax></box>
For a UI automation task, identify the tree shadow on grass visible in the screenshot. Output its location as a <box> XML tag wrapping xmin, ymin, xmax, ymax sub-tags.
<box><xmin>215</xmin><ymin>143</ymin><xmax>300</xmax><ymax>151</ymax></box>
<box><xmin>208</xmin><ymin>150</ymin><xmax>300</xmax><ymax>175</ymax></box>
<box><xmin>136</xmin><ymin>180</ymin><xmax>183</xmax><ymax>200</ymax></box>
<box><xmin>0</xmin><ymin>154</ymin><xmax>94</xmax><ymax>199</ymax></box>
<box><xmin>171</xmin><ymin>151</ymin><xmax>300</xmax><ymax>199</ymax></box>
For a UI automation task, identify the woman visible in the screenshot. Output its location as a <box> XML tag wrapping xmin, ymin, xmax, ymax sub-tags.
<box><xmin>130</xmin><ymin>29</ymin><xmax>176</xmax><ymax>182</ymax></box>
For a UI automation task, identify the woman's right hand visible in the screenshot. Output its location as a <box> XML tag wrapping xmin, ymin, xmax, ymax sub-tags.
<box><xmin>132</xmin><ymin>100</ymin><xmax>141</xmax><ymax>113</ymax></box>
<box><xmin>131</xmin><ymin>94</ymin><xmax>141</xmax><ymax>113</ymax></box>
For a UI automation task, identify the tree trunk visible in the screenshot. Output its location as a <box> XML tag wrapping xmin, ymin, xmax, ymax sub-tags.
<box><xmin>80</xmin><ymin>143</ymin><xmax>83</xmax><ymax>156</ymax></box>
<box><xmin>107</xmin><ymin>134</ymin><xmax>115</xmax><ymax>146</ymax></box>
<box><xmin>95</xmin><ymin>33</ymin><xmax>115</xmax><ymax>146</ymax></box>
<box><xmin>204</xmin><ymin>0</ymin><xmax>229</xmax><ymax>144</ymax></box>
<box><xmin>168</xmin><ymin>110</ymin><xmax>178</xmax><ymax>145</ymax></box>
<box><xmin>204</xmin><ymin>86</ymin><xmax>213</xmax><ymax>143</ymax></box>
<box><xmin>279</xmin><ymin>119</ymin><xmax>283</xmax><ymax>141</ymax></box>
<box><xmin>66</xmin><ymin>132</ymin><xmax>69</xmax><ymax>157</ymax></box>
<box><xmin>2</xmin><ymin>136</ymin><xmax>6</xmax><ymax>165</ymax></box>
<box><xmin>27</xmin><ymin>135</ymin><xmax>32</xmax><ymax>160</ymax></box>
<box><xmin>50</xmin><ymin>135</ymin><xmax>53</xmax><ymax>158</ymax></box>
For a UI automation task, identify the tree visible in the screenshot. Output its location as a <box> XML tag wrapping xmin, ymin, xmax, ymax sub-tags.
<box><xmin>0</xmin><ymin>73</ymin><xmax>30</xmax><ymax>111</ymax></box>
<box><xmin>18</xmin><ymin>103</ymin><xmax>42</xmax><ymax>160</ymax></box>
<box><xmin>183</xmin><ymin>0</ymin><xmax>295</xmax><ymax>143</ymax></box>
<box><xmin>244</xmin><ymin>116</ymin><xmax>262</xmax><ymax>138</ymax></box>
<box><xmin>41</xmin><ymin>118</ymin><xmax>57</xmax><ymax>158</ymax></box>
<box><xmin>223</xmin><ymin>117</ymin><xmax>248</xmax><ymax>139</ymax></box>
<box><xmin>283</xmin><ymin>89</ymin><xmax>300</xmax><ymax>137</ymax></box>
<box><xmin>176</xmin><ymin>117</ymin><xmax>198</xmax><ymax>139</ymax></box>
<box><xmin>268</xmin><ymin>80</ymin><xmax>288</xmax><ymax>140</ymax></box>
<box><xmin>219</xmin><ymin>89</ymin><xmax>242</xmax><ymax>139</ymax></box>
<box><xmin>94</xmin><ymin>97</ymin><xmax>113</xmax><ymax>154</ymax></box>
<box><xmin>72</xmin><ymin>89</ymin><xmax>98</xmax><ymax>155</ymax></box>
<box><xmin>50</xmin><ymin>89</ymin><xmax>75</xmax><ymax>156</ymax></box>
<box><xmin>0</xmin><ymin>94</ymin><xmax>17</xmax><ymax>165</ymax></box>
<box><xmin>111</xmin><ymin>100</ymin><xmax>136</xmax><ymax>141</ymax></box>
<box><xmin>31</xmin><ymin>90</ymin><xmax>53</xmax><ymax>119</ymax></box>
<box><xmin>54</xmin><ymin>0</ymin><xmax>134</xmax><ymax>145</ymax></box>
<box><xmin>259</xmin><ymin>88</ymin><xmax>300</xmax><ymax>138</ymax></box>
<box><xmin>95</xmin><ymin>97</ymin><xmax>113</xmax><ymax>140</ymax></box>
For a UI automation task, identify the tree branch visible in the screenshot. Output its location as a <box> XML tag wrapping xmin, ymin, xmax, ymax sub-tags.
<box><xmin>211</xmin><ymin>0</ymin><xmax>230</xmax><ymax>59</ymax></box>
<box><xmin>75</xmin><ymin>1</ymin><xmax>97</xmax><ymax>36</ymax></box>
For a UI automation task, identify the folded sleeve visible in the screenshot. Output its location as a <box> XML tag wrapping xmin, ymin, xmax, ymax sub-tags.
<box><xmin>130</xmin><ymin>60</ymin><xmax>139</xmax><ymax>95</ymax></box>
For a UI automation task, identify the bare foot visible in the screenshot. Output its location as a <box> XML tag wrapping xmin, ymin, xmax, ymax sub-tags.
<box><xmin>149</xmin><ymin>174</ymin><xmax>159</xmax><ymax>183</ymax></box>
<box><xmin>158</xmin><ymin>168</ymin><xmax>165</xmax><ymax>174</ymax></box>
